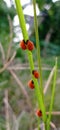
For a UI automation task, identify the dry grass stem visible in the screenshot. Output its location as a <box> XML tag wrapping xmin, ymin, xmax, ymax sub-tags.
<box><xmin>34</xmin><ymin>121</ymin><xmax>57</xmax><ymax>130</ymax></box>
<box><xmin>4</xmin><ymin>90</ymin><xmax>10</xmax><ymax>130</ymax></box>
<box><xmin>4</xmin><ymin>94</ymin><xmax>18</xmax><ymax>130</ymax></box>
<box><xmin>6</xmin><ymin>15</ymin><xmax>13</xmax><ymax>61</ymax></box>
<box><xmin>44</xmin><ymin>66</ymin><xmax>55</xmax><ymax>94</ymax></box>
<box><xmin>50</xmin><ymin>121</ymin><xmax>57</xmax><ymax>129</ymax></box>
<box><xmin>0</xmin><ymin>42</ymin><xmax>5</xmax><ymax>63</ymax></box>
<box><xmin>0</xmin><ymin>51</ymin><xmax>16</xmax><ymax>73</ymax></box>
<box><xmin>7</xmin><ymin>65</ymin><xmax>60</xmax><ymax>73</ymax></box>
<box><xmin>46</xmin><ymin>111</ymin><xmax>60</xmax><ymax>115</ymax></box>
<box><xmin>9</xmin><ymin>70</ymin><xmax>33</xmax><ymax>110</ymax></box>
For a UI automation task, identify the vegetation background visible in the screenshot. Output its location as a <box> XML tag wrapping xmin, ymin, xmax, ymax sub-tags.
<box><xmin>0</xmin><ymin>0</ymin><xmax>60</xmax><ymax>130</ymax></box>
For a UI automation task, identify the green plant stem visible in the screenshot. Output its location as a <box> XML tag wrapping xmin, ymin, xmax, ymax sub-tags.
<box><xmin>32</xmin><ymin>0</ymin><xmax>43</xmax><ymax>96</ymax></box>
<box><xmin>15</xmin><ymin>0</ymin><xmax>46</xmax><ymax>123</ymax></box>
<box><xmin>47</xmin><ymin>58</ymin><xmax>57</xmax><ymax>130</ymax></box>
<box><xmin>15</xmin><ymin>0</ymin><xmax>28</xmax><ymax>41</ymax></box>
<box><xmin>37</xmin><ymin>118</ymin><xmax>40</xmax><ymax>130</ymax></box>
<box><xmin>32</xmin><ymin>1</ymin><xmax>47</xmax><ymax>129</ymax></box>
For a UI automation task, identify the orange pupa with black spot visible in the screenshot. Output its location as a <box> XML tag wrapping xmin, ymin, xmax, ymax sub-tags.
<box><xmin>28</xmin><ymin>80</ymin><xmax>35</xmax><ymax>89</ymax></box>
<box><xmin>32</xmin><ymin>70</ymin><xmax>39</xmax><ymax>79</ymax></box>
<box><xmin>26</xmin><ymin>40</ymin><xmax>34</xmax><ymax>51</ymax></box>
<box><xmin>36</xmin><ymin>109</ymin><xmax>42</xmax><ymax>117</ymax></box>
<box><xmin>20</xmin><ymin>40</ymin><xmax>27</xmax><ymax>50</ymax></box>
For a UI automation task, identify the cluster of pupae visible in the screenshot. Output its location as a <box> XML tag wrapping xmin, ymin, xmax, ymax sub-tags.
<box><xmin>20</xmin><ymin>39</ymin><xmax>42</xmax><ymax>117</ymax></box>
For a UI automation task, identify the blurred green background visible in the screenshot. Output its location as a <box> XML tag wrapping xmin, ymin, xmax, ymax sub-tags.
<box><xmin>0</xmin><ymin>0</ymin><xmax>60</xmax><ymax>130</ymax></box>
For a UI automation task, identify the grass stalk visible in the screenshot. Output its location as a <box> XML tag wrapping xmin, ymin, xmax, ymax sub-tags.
<box><xmin>32</xmin><ymin>0</ymin><xmax>43</xmax><ymax>97</ymax></box>
<box><xmin>15</xmin><ymin>0</ymin><xmax>46</xmax><ymax>124</ymax></box>
<box><xmin>32</xmin><ymin>0</ymin><xmax>47</xmax><ymax>129</ymax></box>
<box><xmin>47</xmin><ymin>58</ymin><xmax>57</xmax><ymax>130</ymax></box>
<box><xmin>14</xmin><ymin>0</ymin><xmax>28</xmax><ymax>41</ymax></box>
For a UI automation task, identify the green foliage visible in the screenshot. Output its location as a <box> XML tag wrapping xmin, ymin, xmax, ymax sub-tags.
<box><xmin>0</xmin><ymin>0</ymin><xmax>16</xmax><ymax>19</ymax></box>
<box><xmin>0</xmin><ymin>0</ymin><xmax>16</xmax><ymax>50</ymax></box>
<box><xmin>45</xmin><ymin>0</ymin><xmax>52</xmax><ymax>4</ymax></box>
<box><xmin>30</xmin><ymin>37</ymin><xmax>60</xmax><ymax>56</ymax></box>
<box><xmin>0</xmin><ymin>116</ymin><xmax>5</xmax><ymax>130</ymax></box>
<box><xmin>36</xmin><ymin>0</ymin><xmax>52</xmax><ymax>9</ymax></box>
<box><xmin>50</xmin><ymin>2</ymin><xmax>60</xmax><ymax>45</ymax></box>
<box><xmin>36</xmin><ymin>0</ymin><xmax>45</xmax><ymax>9</ymax></box>
<box><xmin>36</xmin><ymin>0</ymin><xmax>60</xmax><ymax>53</ymax></box>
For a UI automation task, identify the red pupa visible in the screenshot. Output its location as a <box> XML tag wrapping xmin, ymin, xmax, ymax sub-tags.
<box><xmin>20</xmin><ymin>40</ymin><xmax>27</xmax><ymax>50</ymax></box>
<box><xmin>28</xmin><ymin>80</ymin><xmax>35</xmax><ymax>89</ymax></box>
<box><xmin>36</xmin><ymin>109</ymin><xmax>42</xmax><ymax>117</ymax></box>
<box><xmin>26</xmin><ymin>40</ymin><xmax>34</xmax><ymax>51</ymax></box>
<box><xmin>32</xmin><ymin>70</ymin><xmax>39</xmax><ymax>79</ymax></box>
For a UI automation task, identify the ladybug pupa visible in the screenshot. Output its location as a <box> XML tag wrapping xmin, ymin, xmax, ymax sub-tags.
<box><xmin>28</xmin><ymin>80</ymin><xmax>35</xmax><ymax>89</ymax></box>
<box><xmin>20</xmin><ymin>40</ymin><xmax>27</xmax><ymax>50</ymax></box>
<box><xmin>32</xmin><ymin>70</ymin><xmax>40</xmax><ymax>79</ymax></box>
